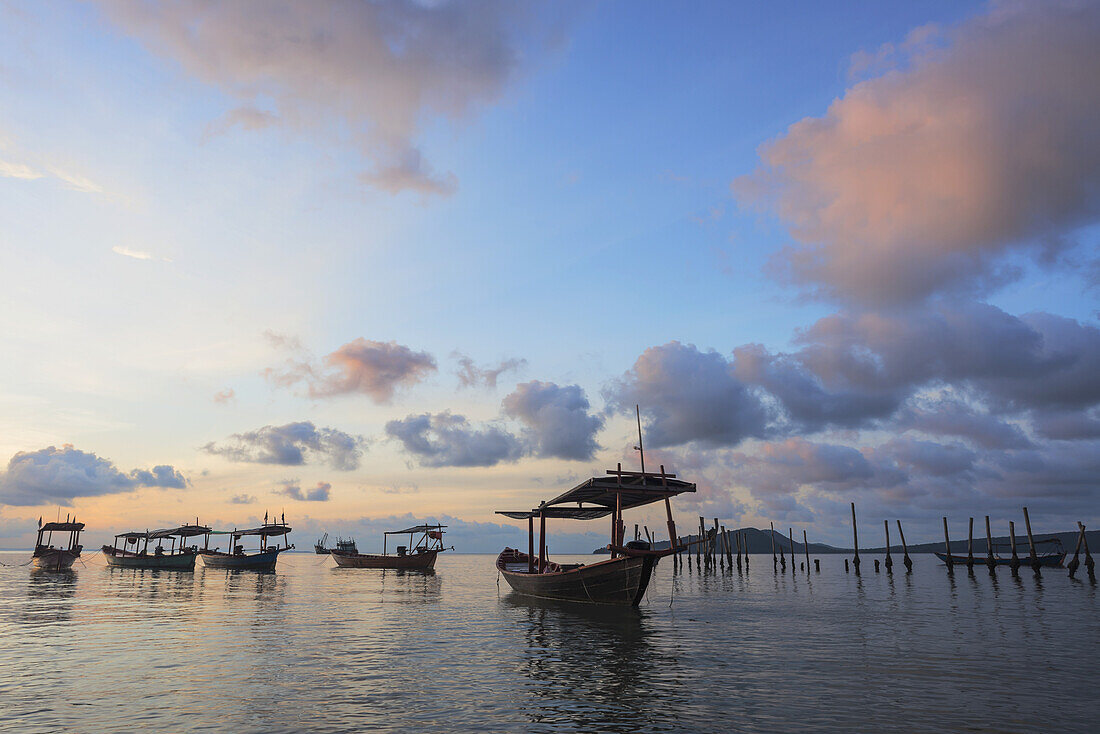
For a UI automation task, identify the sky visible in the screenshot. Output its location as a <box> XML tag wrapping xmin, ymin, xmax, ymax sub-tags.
<box><xmin>1</xmin><ymin>0</ymin><xmax>1098</xmax><ymax>552</ymax></box>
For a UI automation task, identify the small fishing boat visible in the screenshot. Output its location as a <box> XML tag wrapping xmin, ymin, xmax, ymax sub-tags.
<box><xmin>102</xmin><ymin>524</ymin><xmax>211</xmax><ymax>570</ymax></box>
<box><xmin>200</xmin><ymin>514</ymin><xmax>293</xmax><ymax>572</ymax></box>
<box><xmin>331</xmin><ymin>524</ymin><xmax>447</xmax><ymax>570</ymax></box>
<box><xmin>32</xmin><ymin>517</ymin><xmax>84</xmax><ymax>571</ymax></box>
<box><xmin>314</xmin><ymin>533</ymin><xmax>330</xmax><ymax>554</ymax></box>
<box><xmin>935</xmin><ymin>538</ymin><xmax>1066</xmax><ymax>567</ymax></box>
<box><xmin>496</xmin><ymin>464</ymin><xmax>695</xmax><ymax>605</ymax></box>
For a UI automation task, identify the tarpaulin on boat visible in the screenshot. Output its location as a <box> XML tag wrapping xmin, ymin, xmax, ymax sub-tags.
<box><xmin>496</xmin><ymin>507</ymin><xmax>613</xmax><ymax>520</ymax></box>
<box><xmin>540</xmin><ymin>470</ymin><xmax>696</xmax><ymax>512</ymax></box>
<box><xmin>385</xmin><ymin>524</ymin><xmax>447</xmax><ymax>535</ymax></box>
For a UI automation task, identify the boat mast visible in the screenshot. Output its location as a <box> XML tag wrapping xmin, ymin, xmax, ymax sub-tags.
<box><xmin>634</xmin><ymin>405</ymin><xmax>646</xmax><ymax>476</ymax></box>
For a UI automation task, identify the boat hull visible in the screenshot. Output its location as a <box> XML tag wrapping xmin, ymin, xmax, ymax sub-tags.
<box><xmin>32</xmin><ymin>549</ymin><xmax>80</xmax><ymax>572</ymax></box>
<box><xmin>331</xmin><ymin>549</ymin><xmax>439</xmax><ymax>570</ymax></box>
<box><xmin>102</xmin><ymin>547</ymin><xmax>198</xmax><ymax>570</ymax></box>
<box><xmin>935</xmin><ymin>552</ymin><xmax>1065</xmax><ymax>568</ymax></box>
<box><xmin>497</xmin><ymin>550</ymin><xmax>657</xmax><ymax>605</ymax></box>
<box><xmin>201</xmin><ymin>548</ymin><xmax>285</xmax><ymax>572</ymax></box>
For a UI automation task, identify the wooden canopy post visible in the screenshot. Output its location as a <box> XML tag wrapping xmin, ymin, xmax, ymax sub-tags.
<box><xmin>1022</xmin><ymin>507</ymin><xmax>1040</xmax><ymax>574</ymax></box>
<box><xmin>942</xmin><ymin>517</ymin><xmax>953</xmax><ymax>572</ymax></box>
<box><xmin>984</xmin><ymin>516</ymin><xmax>995</xmax><ymax>573</ymax></box>
<box><xmin>1080</xmin><ymin>521</ymin><xmax>1095</xmax><ymax>578</ymax></box>
<box><xmin>1068</xmin><ymin>524</ymin><xmax>1084</xmax><ymax>578</ymax></box>
<box><xmin>884</xmin><ymin>520</ymin><xmax>893</xmax><ymax>573</ymax></box>
<box><xmin>528</xmin><ymin>515</ymin><xmax>535</xmax><ymax>573</ymax></box>
<box><xmin>660</xmin><ymin>465</ymin><xmax>678</xmax><ymax>552</ymax></box>
<box><xmin>851</xmin><ymin>503</ymin><xmax>861</xmax><ymax>575</ymax></box>
<box><xmin>538</xmin><ymin>506</ymin><xmax>547</xmax><ymax>574</ymax></box>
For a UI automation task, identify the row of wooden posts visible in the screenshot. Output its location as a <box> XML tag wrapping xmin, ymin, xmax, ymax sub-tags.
<box><xmin>660</xmin><ymin>503</ymin><xmax>1095</xmax><ymax>580</ymax></box>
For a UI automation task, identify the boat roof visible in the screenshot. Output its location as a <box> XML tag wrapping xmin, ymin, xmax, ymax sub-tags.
<box><xmin>40</xmin><ymin>522</ymin><xmax>84</xmax><ymax>532</ymax></box>
<box><xmin>385</xmin><ymin>524</ymin><xmax>446</xmax><ymax>534</ymax></box>
<box><xmin>496</xmin><ymin>507</ymin><xmax>612</xmax><ymax>520</ymax></box>
<box><xmin>543</xmin><ymin>469</ymin><xmax>696</xmax><ymax>511</ymax></box>
<box><xmin>115</xmin><ymin>524</ymin><xmax>212</xmax><ymax>540</ymax></box>
<box><xmin>232</xmin><ymin>524</ymin><xmax>292</xmax><ymax>537</ymax></box>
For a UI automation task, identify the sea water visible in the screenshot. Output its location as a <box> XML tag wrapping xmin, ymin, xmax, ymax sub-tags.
<box><xmin>0</xmin><ymin>552</ymin><xmax>1096</xmax><ymax>733</ymax></box>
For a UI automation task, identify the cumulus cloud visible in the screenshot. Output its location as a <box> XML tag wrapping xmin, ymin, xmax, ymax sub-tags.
<box><xmin>0</xmin><ymin>445</ymin><xmax>188</xmax><ymax>506</ymax></box>
<box><xmin>385</xmin><ymin>411</ymin><xmax>524</xmax><ymax>467</ymax></box>
<box><xmin>453</xmin><ymin>353</ymin><xmax>526</xmax><ymax>389</ymax></box>
<box><xmin>96</xmin><ymin>0</ymin><xmax>571</xmax><ymax>195</ymax></box>
<box><xmin>276</xmin><ymin>480</ymin><xmax>332</xmax><ymax>502</ymax></box>
<box><xmin>604</xmin><ymin>341</ymin><xmax>770</xmax><ymax>448</ymax></box>
<box><xmin>735</xmin><ymin>1</ymin><xmax>1100</xmax><ymax>304</ymax></box>
<box><xmin>229</xmin><ymin>493</ymin><xmax>256</xmax><ymax>505</ymax></box>
<box><xmin>896</xmin><ymin>398</ymin><xmax>1032</xmax><ymax>450</ymax></box>
<box><xmin>202</xmin><ymin>422</ymin><xmax>365</xmax><ymax>470</ymax></box>
<box><xmin>266</xmin><ymin>338</ymin><xmax>436</xmax><ymax>404</ymax></box>
<box><xmin>503</xmin><ymin>381</ymin><xmax>603</xmax><ymax>460</ymax></box>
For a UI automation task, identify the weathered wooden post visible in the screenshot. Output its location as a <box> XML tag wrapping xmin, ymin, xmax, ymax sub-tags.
<box><xmin>1022</xmin><ymin>507</ymin><xmax>1040</xmax><ymax>574</ymax></box>
<box><xmin>713</xmin><ymin>518</ymin><xmax>721</xmax><ymax>569</ymax></box>
<box><xmin>725</xmin><ymin>526</ymin><xmax>733</xmax><ymax>566</ymax></box>
<box><xmin>719</xmin><ymin>524</ymin><xmax>727</xmax><ymax>569</ymax></box>
<box><xmin>770</xmin><ymin>521</ymin><xmax>777</xmax><ymax>570</ymax></box>
<box><xmin>735</xmin><ymin>528</ymin><xmax>742</xmax><ymax>571</ymax></box>
<box><xmin>884</xmin><ymin>520</ymin><xmax>893</xmax><ymax>574</ymax></box>
<box><xmin>845</xmin><ymin>558</ymin><xmax>850</xmax><ymax>573</ymax></box>
<box><xmin>814</xmin><ymin>558</ymin><xmax>820</xmax><ymax>572</ymax></box>
<box><xmin>942</xmin><ymin>517</ymin><xmax>954</xmax><ymax>573</ymax></box>
<box><xmin>645</xmin><ymin>526</ymin><xmax>652</xmax><ymax>545</ymax></box>
<box><xmin>697</xmin><ymin>517</ymin><xmax>704</xmax><ymax>567</ymax></box>
<box><xmin>966</xmin><ymin>517</ymin><xmax>975</xmax><ymax>572</ymax></box>
<box><xmin>742</xmin><ymin>531</ymin><xmax>749</xmax><ymax>570</ymax></box>
<box><xmin>1009</xmin><ymin>521</ymin><xmax>1020</xmax><ymax>574</ymax></box>
<box><xmin>803</xmin><ymin>529</ymin><xmax>810</xmax><ymax>574</ymax></box>
<box><xmin>874</xmin><ymin>559</ymin><xmax>880</xmax><ymax>572</ymax></box>
<box><xmin>1068</xmin><ymin>525</ymin><xmax>1084</xmax><ymax>578</ymax></box>
<box><xmin>985</xmin><ymin>516</ymin><xmax>996</xmax><ymax>574</ymax></box>
<box><xmin>1080</xmin><ymin>521</ymin><xmax>1095</xmax><ymax>579</ymax></box>
<box><xmin>897</xmin><ymin>520</ymin><xmax>912</xmax><ymax>573</ymax></box>
<box><xmin>634</xmin><ymin>523</ymin><xmax>640</xmax><ymax>542</ymax></box>
<box><xmin>788</xmin><ymin>527</ymin><xmax>795</xmax><ymax>573</ymax></box>
<box><xmin>851</xmin><ymin>503</ymin><xmax>861</xmax><ymax>575</ymax></box>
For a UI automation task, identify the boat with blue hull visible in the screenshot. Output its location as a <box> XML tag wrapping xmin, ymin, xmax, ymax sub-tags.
<box><xmin>201</xmin><ymin>515</ymin><xmax>293</xmax><ymax>572</ymax></box>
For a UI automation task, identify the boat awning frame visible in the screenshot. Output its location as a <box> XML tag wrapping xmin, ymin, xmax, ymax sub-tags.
<box><xmin>40</xmin><ymin>522</ymin><xmax>85</xmax><ymax>532</ymax></box>
<box><xmin>496</xmin><ymin>508</ymin><xmax>612</xmax><ymax>520</ymax></box>
<box><xmin>542</xmin><ymin>469</ymin><xmax>696</xmax><ymax>512</ymax></box>
<box><xmin>385</xmin><ymin>524</ymin><xmax>447</xmax><ymax>535</ymax></box>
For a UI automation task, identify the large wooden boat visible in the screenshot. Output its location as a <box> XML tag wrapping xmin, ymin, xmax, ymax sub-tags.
<box><xmin>102</xmin><ymin>524</ymin><xmax>211</xmax><ymax>570</ymax></box>
<box><xmin>331</xmin><ymin>524</ymin><xmax>447</xmax><ymax>570</ymax></box>
<box><xmin>200</xmin><ymin>515</ymin><xmax>293</xmax><ymax>572</ymax></box>
<box><xmin>495</xmin><ymin>462</ymin><xmax>695</xmax><ymax>606</ymax></box>
<box><xmin>935</xmin><ymin>538</ymin><xmax>1066</xmax><ymax>568</ymax></box>
<box><xmin>32</xmin><ymin>517</ymin><xmax>84</xmax><ymax>572</ymax></box>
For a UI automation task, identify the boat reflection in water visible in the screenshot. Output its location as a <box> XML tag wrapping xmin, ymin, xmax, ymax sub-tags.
<box><xmin>502</xmin><ymin>594</ymin><xmax>683</xmax><ymax>732</ymax></box>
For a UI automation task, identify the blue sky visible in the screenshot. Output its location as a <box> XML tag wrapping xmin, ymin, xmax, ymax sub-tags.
<box><xmin>1</xmin><ymin>0</ymin><xmax>1097</xmax><ymax>551</ymax></box>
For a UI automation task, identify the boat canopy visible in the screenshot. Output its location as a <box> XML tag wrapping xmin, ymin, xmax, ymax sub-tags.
<box><xmin>39</xmin><ymin>522</ymin><xmax>84</xmax><ymax>532</ymax></box>
<box><xmin>385</xmin><ymin>524</ymin><xmax>447</xmax><ymax>535</ymax></box>
<box><xmin>115</xmin><ymin>525</ymin><xmax>212</xmax><ymax>540</ymax></box>
<box><xmin>497</xmin><ymin>507</ymin><xmax>612</xmax><ymax>520</ymax></box>
<box><xmin>228</xmin><ymin>524</ymin><xmax>292</xmax><ymax>537</ymax></box>
<box><xmin>543</xmin><ymin>470</ymin><xmax>696</xmax><ymax>511</ymax></box>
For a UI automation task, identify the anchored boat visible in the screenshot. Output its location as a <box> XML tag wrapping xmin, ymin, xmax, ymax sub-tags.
<box><xmin>200</xmin><ymin>515</ymin><xmax>293</xmax><ymax>572</ymax></box>
<box><xmin>496</xmin><ymin>464</ymin><xmax>695</xmax><ymax>605</ymax></box>
<box><xmin>102</xmin><ymin>524</ymin><xmax>211</xmax><ymax>570</ymax></box>
<box><xmin>935</xmin><ymin>538</ymin><xmax>1066</xmax><ymax>567</ymax></box>
<box><xmin>32</xmin><ymin>517</ymin><xmax>84</xmax><ymax>571</ymax></box>
<box><xmin>314</xmin><ymin>533</ymin><xmax>330</xmax><ymax>554</ymax></box>
<box><xmin>331</xmin><ymin>524</ymin><xmax>447</xmax><ymax>570</ymax></box>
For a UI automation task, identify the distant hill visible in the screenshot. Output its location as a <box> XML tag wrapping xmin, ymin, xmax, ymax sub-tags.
<box><xmin>594</xmin><ymin>527</ymin><xmax>1099</xmax><ymax>556</ymax></box>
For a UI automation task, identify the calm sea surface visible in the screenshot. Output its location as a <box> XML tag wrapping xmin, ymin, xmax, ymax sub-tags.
<box><xmin>1</xmin><ymin>551</ymin><xmax>1096</xmax><ymax>733</ymax></box>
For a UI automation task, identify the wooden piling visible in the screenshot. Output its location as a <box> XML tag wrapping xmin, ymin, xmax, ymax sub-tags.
<box><xmin>1080</xmin><ymin>521</ymin><xmax>1095</xmax><ymax>578</ymax></box>
<box><xmin>1009</xmin><ymin>521</ymin><xmax>1020</xmax><ymax>574</ymax></box>
<box><xmin>713</xmin><ymin>518</ymin><xmax>721</xmax><ymax>569</ymax></box>
<box><xmin>788</xmin><ymin>528</ymin><xmax>795</xmax><ymax>573</ymax></box>
<box><xmin>851</xmin><ymin>503</ymin><xmax>861</xmax><ymax>575</ymax></box>
<box><xmin>644</xmin><ymin>526</ymin><xmax>652</xmax><ymax>545</ymax></box>
<box><xmin>897</xmin><ymin>520</ymin><xmax>912</xmax><ymax>573</ymax></box>
<box><xmin>803</xmin><ymin>529</ymin><xmax>810</xmax><ymax>574</ymax></box>
<box><xmin>735</xmin><ymin>528</ymin><xmax>742</xmax><ymax>570</ymax></box>
<box><xmin>942</xmin><ymin>517</ymin><xmax>954</xmax><ymax>572</ymax></box>
<box><xmin>814</xmin><ymin>558</ymin><xmax>820</xmax><ymax>573</ymax></box>
<box><xmin>884</xmin><ymin>520</ymin><xmax>893</xmax><ymax>573</ymax></box>
<box><xmin>742</xmin><ymin>531</ymin><xmax>749</xmax><ymax>569</ymax></box>
<box><xmin>845</xmin><ymin>558</ymin><xmax>849</xmax><ymax>573</ymax></box>
<box><xmin>1022</xmin><ymin>507</ymin><xmax>1040</xmax><ymax>574</ymax></box>
<box><xmin>874</xmin><ymin>559</ymin><xmax>880</xmax><ymax>572</ymax></box>
<box><xmin>966</xmin><ymin>517</ymin><xmax>975</xmax><ymax>572</ymax></box>
<box><xmin>769</xmin><ymin>521</ymin><xmax>777</xmax><ymax>569</ymax></box>
<box><xmin>1068</xmin><ymin>525</ymin><xmax>1084</xmax><ymax>578</ymax></box>
<box><xmin>985</xmin><ymin>516</ymin><xmax>995</xmax><ymax>574</ymax></box>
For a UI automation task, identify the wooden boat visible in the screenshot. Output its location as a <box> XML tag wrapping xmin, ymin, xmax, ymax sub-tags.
<box><xmin>936</xmin><ymin>539</ymin><xmax>1066</xmax><ymax>568</ymax></box>
<box><xmin>102</xmin><ymin>524</ymin><xmax>211</xmax><ymax>570</ymax></box>
<box><xmin>32</xmin><ymin>517</ymin><xmax>84</xmax><ymax>571</ymax></box>
<box><xmin>200</xmin><ymin>515</ymin><xmax>293</xmax><ymax>572</ymax></box>
<box><xmin>331</xmin><ymin>524</ymin><xmax>447</xmax><ymax>570</ymax></box>
<box><xmin>314</xmin><ymin>533</ymin><xmax>330</xmax><ymax>554</ymax></box>
<box><xmin>495</xmin><ymin>463</ymin><xmax>695</xmax><ymax>606</ymax></box>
